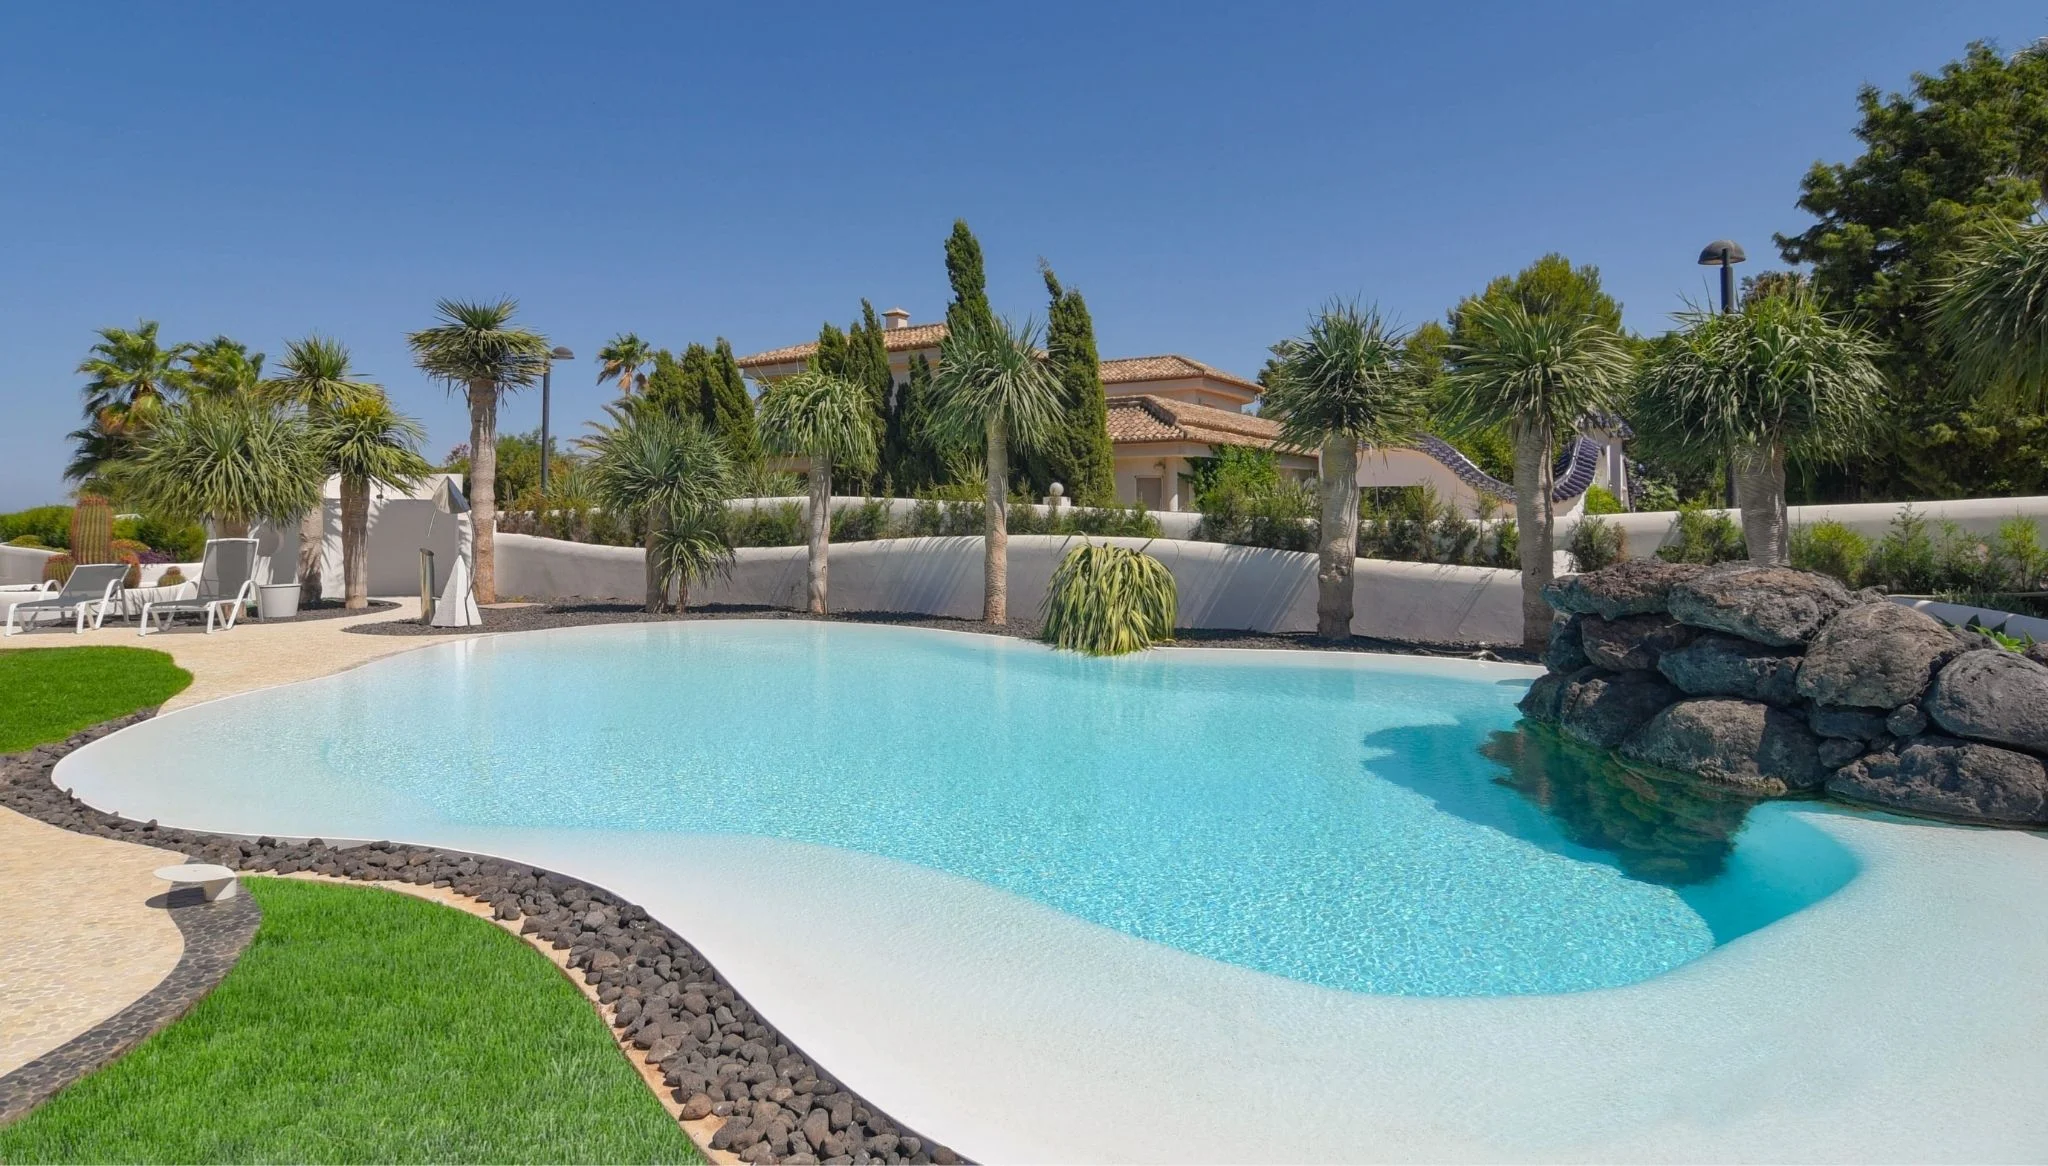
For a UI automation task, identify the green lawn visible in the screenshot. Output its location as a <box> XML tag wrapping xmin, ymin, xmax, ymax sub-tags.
<box><xmin>0</xmin><ymin>645</ymin><xmax>192</xmax><ymax>752</ymax></box>
<box><xmin>0</xmin><ymin>878</ymin><xmax>703</xmax><ymax>1164</ymax></box>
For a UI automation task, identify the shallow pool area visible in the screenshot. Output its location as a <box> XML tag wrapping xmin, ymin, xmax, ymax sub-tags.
<box><xmin>59</xmin><ymin>621</ymin><xmax>1850</xmax><ymax>996</ymax></box>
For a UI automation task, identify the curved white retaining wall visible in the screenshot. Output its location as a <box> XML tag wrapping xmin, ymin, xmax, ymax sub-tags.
<box><xmin>496</xmin><ymin>532</ymin><xmax>1523</xmax><ymax>645</ymax></box>
<box><xmin>0</xmin><ymin>544</ymin><xmax>61</xmax><ymax>586</ymax></box>
<box><xmin>725</xmin><ymin>496</ymin><xmax>1204</xmax><ymax>540</ymax></box>
<box><xmin>1571</xmin><ymin>495</ymin><xmax>2048</xmax><ymax>560</ymax></box>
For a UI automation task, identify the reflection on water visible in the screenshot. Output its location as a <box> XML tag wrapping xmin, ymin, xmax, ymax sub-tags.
<box><xmin>1480</xmin><ymin>723</ymin><xmax>1760</xmax><ymax>887</ymax></box>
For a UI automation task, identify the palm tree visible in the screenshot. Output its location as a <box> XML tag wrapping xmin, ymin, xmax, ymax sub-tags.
<box><xmin>406</xmin><ymin>299</ymin><xmax>552</xmax><ymax>604</ymax></box>
<box><xmin>1446</xmin><ymin>298</ymin><xmax>1633</xmax><ymax>650</ymax></box>
<box><xmin>596</xmin><ymin>332</ymin><xmax>654</xmax><ymax>397</ymax></box>
<box><xmin>1635</xmin><ymin>292</ymin><xmax>1887</xmax><ymax>565</ymax></box>
<box><xmin>929</xmin><ymin>317</ymin><xmax>1066</xmax><ymax>625</ymax></box>
<box><xmin>756</xmin><ymin>370</ymin><xmax>880</xmax><ymax>615</ymax></box>
<box><xmin>1934</xmin><ymin>218</ymin><xmax>2048</xmax><ymax>411</ymax></box>
<box><xmin>261</xmin><ymin>335</ymin><xmax>384</xmax><ymax>603</ymax></box>
<box><xmin>309</xmin><ymin>394</ymin><xmax>434</xmax><ymax>608</ymax></box>
<box><xmin>110</xmin><ymin>399</ymin><xmax>324</xmax><ymax>539</ymax></box>
<box><xmin>185</xmin><ymin>336</ymin><xmax>266</xmax><ymax>400</ymax></box>
<box><xmin>69</xmin><ymin>321</ymin><xmax>194</xmax><ymax>486</ymax></box>
<box><xmin>581</xmin><ymin>406</ymin><xmax>734</xmax><ymax>612</ymax></box>
<box><xmin>1262</xmin><ymin>303</ymin><xmax>1426</xmax><ymax>639</ymax></box>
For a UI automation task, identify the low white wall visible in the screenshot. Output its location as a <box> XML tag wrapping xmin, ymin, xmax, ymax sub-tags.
<box><xmin>256</xmin><ymin>498</ymin><xmax>471</xmax><ymax>598</ymax></box>
<box><xmin>1893</xmin><ymin>597</ymin><xmax>2048</xmax><ymax>642</ymax></box>
<box><xmin>725</xmin><ymin>496</ymin><xmax>1204</xmax><ymax>540</ymax></box>
<box><xmin>0</xmin><ymin>544</ymin><xmax>61</xmax><ymax>586</ymax></box>
<box><xmin>496</xmin><ymin>532</ymin><xmax>1523</xmax><ymax>644</ymax></box>
<box><xmin>1566</xmin><ymin>496</ymin><xmax>2048</xmax><ymax>560</ymax></box>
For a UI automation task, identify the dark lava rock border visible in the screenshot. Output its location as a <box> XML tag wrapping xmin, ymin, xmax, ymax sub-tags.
<box><xmin>1</xmin><ymin>715</ymin><xmax>966</xmax><ymax>1165</ymax></box>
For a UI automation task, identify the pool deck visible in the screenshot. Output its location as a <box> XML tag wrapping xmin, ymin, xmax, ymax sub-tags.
<box><xmin>18</xmin><ymin>609</ymin><xmax>2048</xmax><ymax>1160</ymax></box>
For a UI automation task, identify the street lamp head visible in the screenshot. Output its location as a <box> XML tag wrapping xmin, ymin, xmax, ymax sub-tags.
<box><xmin>1697</xmin><ymin>240</ymin><xmax>1747</xmax><ymax>266</ymax></box>
<box><xmin>550</xmin><ymin>346</ymin><xmax>576</xmax><ymax>360</ymax></box>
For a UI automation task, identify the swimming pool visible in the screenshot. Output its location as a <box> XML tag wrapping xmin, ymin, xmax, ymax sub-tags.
<box><xmin>59</xmin><ymin>621</ymin><xmax>1854</xmax><ymax>996</ymax></box>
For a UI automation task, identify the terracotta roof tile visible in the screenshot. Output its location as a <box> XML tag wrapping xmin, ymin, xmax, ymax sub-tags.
<box><xmin>1098</xmin><ymin>355</ymin><xmax>1262</xmax><ymax>395</ymax></box>
<box><xmin>1105</xmin><ymin>394</ymin><xmax>1295</xmax><ymax>450</ymax></box>
<box><xmin>734</xmin><ymin>322</ymin><xmax>950</xmax><ymax>369</ymax></box>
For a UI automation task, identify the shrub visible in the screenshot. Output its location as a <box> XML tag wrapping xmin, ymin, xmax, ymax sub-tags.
<box><xmin>0</xmin><ymin>505</ymin><xmax>72</xmax><ymax>549</ymax></box>
<box><xmin>1566</xmin><ymin>516</ymin><xmax>1626</xmax><ymax>572</ymax></box>
<box><xmin>1582</xmin><ymin>485</ymin><xmax>1624</xmax><ymax>515</ymax></box>
<box><xmin>1058</xmin><ymin>504</ymin><xmax>1162</xmax><ymax>539</ymax></box>
<box><xmin>828</xmin><ymin>498</ymin><xmax>890</xmax><ymax>542</ymax></box>
<box><xmin>1656</xmin><ymin>503</ymin><xmax>1746</xmax><ymax>565</ymax></box>
<box><xmin>1195</xmin><ymin>477</ymin><xmax>1316</xmax><ymax>552</ymax></box>
<box><xmin>1041</xmin><ymin>541</ymin><xmax>1177</xmax><ymax>656</ymax></box>
<box><xmin>1866</xmin><ymin>506</ymin><xmax>1938</xmax><ymax>593</ymax></box>
<box><xmin>8</xmin><ymin>535</ymin><xmax>48</xmax><ymax>548</ymax></box>
<box><xmin>1488</xmin><ymin>517</ymin><xmax>1519</xmax><ymax>568</ymax></box>
<box><xmin>1790</xmin><ymin>520</ymin><xmax>1872</xmax><ymax>587</ymax></box>
<box><xmin>723</xmin><ymin>502</ymin><xmax>804</xmax><ymax>548</ymax></box>
<box><xmin>132</xmin><ymin>514</ymin><xmax>208</xmax><ymax>560</ymax></box>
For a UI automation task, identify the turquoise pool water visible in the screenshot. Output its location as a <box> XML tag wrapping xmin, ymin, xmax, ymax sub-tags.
<box><xmin>70</xmin><ymin>622</ymin><xmax>1856</xmax><ymax>995</ymax></box>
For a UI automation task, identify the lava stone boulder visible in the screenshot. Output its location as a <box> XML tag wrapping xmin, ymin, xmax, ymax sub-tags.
<box><xmin>1580</xmin><ymin>614</ymin><xmax>1695</xmax><ymax>672</ymax></box>
<box><xmin>1828</xmin><ymin>736</ymin><xmax>2048</xmax><ymax>826</ymax></box>
<box><xmin>1545</xmin><ymin>614</ymin><xmax>1589</xmax><ymax>674</ymax></box>
<box><xmin>1795</xmin><ymin>602</ymin><xmax>1960</xmax><ymax>710</ymax></box>
<box><xmin>1656</xmin><ymin>633</ymin><xmax>1802</xmax><ymax>706</ymax></box>
<box><xmin>1667</xmin><ymin>563</ymin><xmax>1852</xmax><ymax>648</ymax></box>
<box><xmin>1619</xmin><ymin>698</ymin><xmax>1827</xmax><ymax>795</ymax></box>
<box><xmin>1518</xmin><ymin>670</ymin><xmax>1574</xmax><ymax>724</ymax></box>
<box><xmin>1809</xmin><ymin>704</ymin><xmax>1891</xmax><ymax>742</ymax></box>
<box><xmin>1543</xmin><ymin>559</ymin><xmax>1707</xmax><ymax>619</ymax></box>
<box><xmin>2026</xmin><ymin>641</ymin><xmax>2048</xmax><ymax>668</ymax></box>
<box><xmin>1925</xmin><ymin>649</ymin><xmax>2048</xmax><ymax>757</ymax></box>
<box><xmin>1557</xmin><ymin>669</ymin><xmax>1680</xmax><ymax>748</ymax></box>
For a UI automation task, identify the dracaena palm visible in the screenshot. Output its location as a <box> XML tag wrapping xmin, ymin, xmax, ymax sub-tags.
<box><xmin>929</xmin><ymin>316</ymin><xmax>1065</xmax><ymax>624</ymax></box>
<box><xmin>309</xmin><ymin>393</ymin><xmax>433</xmax><ymax>609</ymax></box>
<box><xmin>111</xmin><ymin>399</ymin><xmax>324</xmax><ymax>539</ymax></box>
<box><xmin>756</xmin><ymin>369</ymin><xmax>880</xmax><ymax>615</ymax></box>
<box><xmin>185</xmin><ymin>336</ymin><xmax>266</xmax><ymax>401</ymax></box>
<box><xmin>596</xmin><ymin>332</ymin><xmax>654</xmax><ymax>397</ymax></box>
<box><xmin>70</xmin><ymin>321</ymin><xmax>194</xmax><ymax>486</ymax></box>
<box><xmin>406</xmin><ymin>298</ymin><xmax>552</xmax><ymax>603</ymax></box>
<box><xmin>1933</xmin><ymin>218</ymin><xmax>2048</xmax><ymax>411</ymax></box>
<box><xmin>263</xmin><ymin>335</ymin><xmax>385</xmax><ymax>601</ymax></box>
<box><xmin>1634</xmin><ymin>292</ymin><xmax>1887</xmax><ymax>565</ymax></box>
<box><xmin>581</xmin><ymin>405</ymin><xmax>734</xmax><ymax>612</ymax></box>
<box><xmin>1446</xmin><ymin>298</ymin><xmax>1633</xmax><ymax>650</ymax></box>
<box><xmin>1263</xmin><ymin>302</ymin><xmax>1425</xmax><ymax>639</ymax></box>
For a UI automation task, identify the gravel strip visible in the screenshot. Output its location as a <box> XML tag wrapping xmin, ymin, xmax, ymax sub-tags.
<box><xmin>2</xmin><ymin>716</ymin><xmax>965</xmax><ymax>1165</ymax></box>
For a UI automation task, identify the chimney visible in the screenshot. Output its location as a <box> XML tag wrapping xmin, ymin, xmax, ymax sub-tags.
<box><xmin>882</xmin><ymin>307</ymin><xmax>911</xmax><ymax>331</ymax></box>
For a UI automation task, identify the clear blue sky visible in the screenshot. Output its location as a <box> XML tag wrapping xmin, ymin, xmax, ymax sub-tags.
<box><xmin>2</xmin><ymin>1</ymin><xmax>2043</xmax><ymax>508</ymax></box>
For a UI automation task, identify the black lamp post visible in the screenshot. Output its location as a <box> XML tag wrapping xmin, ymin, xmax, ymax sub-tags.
<box><xmin>538</xmin><ymin>345</ymin><xmax>575</xmax><ymax>498</ymax></box>
<box><xmin>1697</xmin><ymin>239</ymin><xmax>1746</xmax><ymax>314</ymax></box>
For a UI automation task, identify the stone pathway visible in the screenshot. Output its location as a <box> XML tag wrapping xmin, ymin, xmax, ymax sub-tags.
<box><xmin>0</xmin><ymin>812</ymin><xmax>186</xmax><ymax>1077</ymax></box>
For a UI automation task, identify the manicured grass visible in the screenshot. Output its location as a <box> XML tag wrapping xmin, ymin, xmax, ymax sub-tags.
<box><xmin>0</xmin><ymin>646</ymin><xmax>192</xmax><ymax>752</ymax></box>
<box><xmin>0</xmin><ymin>878</ymin><xmax>703</xmax><ymax>1164</ymax></box>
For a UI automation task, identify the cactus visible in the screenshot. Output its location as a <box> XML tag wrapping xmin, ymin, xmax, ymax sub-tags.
<box><xmin>69</xmin><ymin>495</ymin><xmax>114</xmax><ymax>565</ymax></box>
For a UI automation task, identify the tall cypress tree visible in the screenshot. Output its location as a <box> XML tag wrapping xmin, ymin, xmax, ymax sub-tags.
<box><xmin>809</xmin><ymin>321</ymin><xmax>849</xmax><ymax>377</ymax></box>
<box><xmin>640</xmin><ymin>348</ymin><xmax>689</xmax><ymax>419</ymax></box>
<box><xmin>710</xmin><ymin>338</ymin><xmax>759</xmax><ymax>461</ymax></box>
<box><xmin>944</xmin><ymin>219</ymin><xmax>996</xmax><ymax>336</ymax></box>
<box><xmin>1028</xmin><ymin>263</ymin><xmax>1116</xmax><ymax>504</ymax></box>
<box><xmin>886</xmin><ymin>352</ymin><xmax>943</xmax><ymax>493</ymax></box>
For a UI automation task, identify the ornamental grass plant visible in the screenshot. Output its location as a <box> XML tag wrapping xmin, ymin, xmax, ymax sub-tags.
<box><xmin>1041</xmin><ymin>541</ymin><xmax>1178</xmax><ymax>656</ymax></box>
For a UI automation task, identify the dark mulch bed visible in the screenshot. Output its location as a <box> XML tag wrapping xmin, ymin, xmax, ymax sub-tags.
<box><xmin>346</xmin><ymin>599</ymin><xmax>1532</xmax><ymax>661</ymax></box>
<box><xmin>262</xmin><ymin>598</ymin><xmax>400</xmax><ymax>623</ymax></box>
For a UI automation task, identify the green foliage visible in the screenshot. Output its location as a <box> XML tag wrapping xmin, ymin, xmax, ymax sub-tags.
<box><xmin>185</xmin><ymin>336</ymin><xmax>266</xmax><ymax>401</ymax></box>
<box><xmin>1</xmin><ymin>505</ymin><xmax>73</xmax><ymax>549</ymax></box>
<box><xmin>0</xmin><ymin>878</ymin><xmax>701</xmax><ymax>1164</ymax></box>
<box><xmin>758</xmin><ymin>371</ymin><xmax>879</xmax><ymax>475</ymax></box>
<box><xmin>68</xmin><ymin>320</ymin><xmax>195</xmax><ymax>488</ymax></box>
<box><xmin>1631</xmin><ymin>290</ymin><xmax>1888</xmax><ymax>471</ymax></box>
<box><xmin>639</xmin><ymin>349</ymin><xmax>689</xmax><ymax>418</ymax></box>
<box><xmin>259</xmin><ymin>335</ymin><xmax>380</xmax><ymax>415</ymax></box>
<box><xmin>1656</xmin><ymin>503</ymin><xmax>1748</xmax><ymax>565</ymax></box>
<box><xmin>1356</xmin><ymin>486</ymin><xmax>1503</xmax><ymax>567</ymax></box>
<box><xmin>1953</xmin><ymin>613</ymin><xmax>2037</xmax><ymax>651</ymax></box>
<box><xmin>943</xmin><ymin>218</ymin><xmax>996</xmax><ymax>336</ymax></box>
<box><xmin>310</xmin><ymin>393</ymin><xmax>433</xmax><ymax>496</ymax></box>
<box><xmin>1790</xmin><ymin>520</ymin><xmax>1874</xmax><ymax>586</ymax></box>
<box><xmin>1020</xmin><ymin>264</ymin><xmax>1116</xmax><ymax>504</ymax></box>
<box><xmin>1582</xmin><ymin>486</ymin><xmax>1622</xmax><ymax>515</ymax></box>
<box><xmin>112</xmin><ymin>399</ymin><xmax>325</xmax><ymax>530</ymax></box>
<box><xmin>1565</xmin><ymin>515</ymin><xmax>1626</xmax><ymax>572</ymax></box>
<box><xmin>829</xmin><ymin>497</ymin><xmax>891</xmax><ymax>542</ymax></box>
<box><xmin>1263</xmin><ymin>301</ymin><xmax>1424</xmax><ymax>450</ymax></box>
<box><xmin>1934</xmin><ymin>218</ymin><xmax>2048</xmax><ymax>412</ymax></box>
<box><xmin>1010</xmin><ymin>503</ymin><xmax>1161</xmax><ymax>538</ymax></box>
<box><xmin>1042</xmin><ymin>541</ymin><xmax>1178</xmax><ymax>656</ymax></box>
<box><xmin>708</xmin><ymin>339</ymin><xmax>760</xmax><ymax>461</ymax></box>
<box><xmin>1188</xmin><ymin>446</ymin><xmax>1281</xmax><ymax>509</ymax></box>
<box><xmin>0</xmin><ymin>646</ymin><xmax>192</xmax><ymax>752</ymax></box>
<box><xmin>1452</xmin><ymin>252</ymin><xmax>1626</xmax><ymax>338</ymax></box>
<box><xmin>723</xmin><ymin>502</ymin><xmax>806</xmax><ymax>548</ymax></box>
<box><xmin>406</xmin><ymin>298</ymin><xmax>552</xmax><ymax>393</ymax></box>
<box><xmin>882</xmin><ymin>353</ymin><xmax>946</xmax><ymax>493</ymax></box>
<box><xmin>1445</xmin><ymin>295</ymin><xmax>1633</xmax><ymax>440</ymax></box>
<box><xmin>929</xmin><ymin>316</ymin><xmax>1065</xmax><ymax>453</ymax></box>
<box><xmin>1866</xmin><ymin>506</ymin><xmax>1939</xmax><ymax>592</ymax></box>
<box><xmin>1776</xmin><ymin>41</ymin><xmax>2048</xmax><ymax>500</ymax></box>
<box><xmin>132</xmin><ymin>514</ymin><xmax>206</xmax><ymax>559</ymax></box>
<box><xmin>594</xmin><ymin>332</ymin><xmax>652</xmax><ymax>396</ymax></box>
<box><xmin>581</xmin><ymin>406</ymin><xmax>734</xmax><ymax>605</ymax></box>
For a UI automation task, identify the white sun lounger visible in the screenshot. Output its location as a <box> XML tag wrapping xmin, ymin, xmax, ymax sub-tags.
<box><xmin>2</xmin><ymin>562</ymin><xmax>129</xmax><ymax>635</ymax></box>
<box><xmin>140</xmin><ymin>538</ymin><xmax>259</xmax><ymax>635</ymax></box>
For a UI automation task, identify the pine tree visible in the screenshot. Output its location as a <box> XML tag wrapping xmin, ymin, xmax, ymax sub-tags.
<box><xmin>710</xmin><ymin>339</ymin><xmax>759</xmax><ymax>462</ymax></box>
<box><xmin>944</xmin><ymin>219</ymin><xmax>996</xmax><ymax>336</ymax></box>
<box><xmin>1024</xmin><ymin>263</ymin><xmax>1116</xmax><ymax>503</ymax></box>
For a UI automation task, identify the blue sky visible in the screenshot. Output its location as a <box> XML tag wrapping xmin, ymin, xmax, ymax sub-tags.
<box><xmin>2</xmin><ymin>1</ymin><xmax>2043</xmax><ymax>508</ymax></box>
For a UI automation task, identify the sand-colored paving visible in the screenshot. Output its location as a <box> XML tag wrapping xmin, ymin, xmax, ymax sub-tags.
<box><xmin>3</xmin><ymin>598</ymin><xmax>434</xmax><ymax>709</ymax></box>
<box><xmin>2</xmin><ymin>598</ymin><xmax>440</xmax><ymax>1078</ymax></box>
<box><xmin>0</xmin><ymin>813</ymin><xmax>187</xmax><ymax>1075</ymax></box>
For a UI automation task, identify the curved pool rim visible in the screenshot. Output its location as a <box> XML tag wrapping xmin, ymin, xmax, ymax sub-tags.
<box><xmin>46</xmin><ymin>621</ymin><xmax>2048</xmax><ymax>1162</ymax></box>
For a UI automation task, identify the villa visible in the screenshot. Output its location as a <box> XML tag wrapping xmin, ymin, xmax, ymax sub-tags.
<box><xmin>736</xmin><ymin>311</ymin><xmax>1634</xmax><ymax>513</ymax></box>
